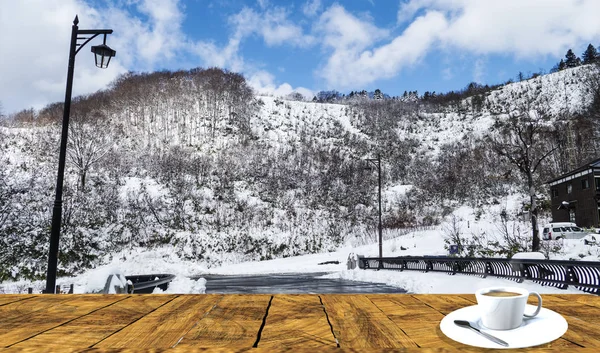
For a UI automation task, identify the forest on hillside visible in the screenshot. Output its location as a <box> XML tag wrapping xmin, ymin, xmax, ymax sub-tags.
<box><xmin>1</xmin><ymin>62</ymin><xmax>600</xmax><ymax>281</ymax></box>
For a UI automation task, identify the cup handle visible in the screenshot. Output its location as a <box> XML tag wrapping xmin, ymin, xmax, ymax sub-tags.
<box><xmin>523</xmin><ymin>292</ymin><xmax>542</xmax><ymax>317</ymax></box>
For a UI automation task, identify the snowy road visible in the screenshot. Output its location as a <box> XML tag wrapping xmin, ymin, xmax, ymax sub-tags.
<box><xmin>196</xmin><ymin>272</ymin><xmax>406</xmax><ymax>294</ymax></box>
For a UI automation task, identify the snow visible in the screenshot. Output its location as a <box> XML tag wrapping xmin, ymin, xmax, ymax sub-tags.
<box><xmin>1</xmin><ymin>66</ymin><xmax>599</xmax><ymax>295</ymax></box>
<box><xmin>1</xmin><ymin>200</ymin><xmax>598</xmax><ymax>295</ymax></box>
<box><xmin>80</xmin><ymin>266</ymin><xmax>128</xmax><ymax>293</ymax></box>
<box><xmin>512</xmin><ymin>252</ymin><xmax>546</xmax><ymax>260</ymax></box>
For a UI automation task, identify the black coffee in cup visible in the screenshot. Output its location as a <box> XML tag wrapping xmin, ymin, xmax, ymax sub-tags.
<box><xmin>482</xmin><ymin>291</ymin><xmax>521</xmax><ymax>297</ymax></box>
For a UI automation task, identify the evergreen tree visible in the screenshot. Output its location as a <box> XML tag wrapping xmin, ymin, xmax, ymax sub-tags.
<box><xmin>582</xmin><ymin>44</ymin><xmax>598</xmax><ymax>64</ymax></box>
<box><xmin>565</xmin><ymin>49</ymin><xmax>580</xmax><ymax>68</ymax></box>
<box><xmin>373</xmin><ymin>88</ymin><xmax>383</xmax><ymax>100</ymax></box>
<box><xmin>558</xmin><ymin>59</ymin><xmax>566</xmax><ymax>71</ymax></box>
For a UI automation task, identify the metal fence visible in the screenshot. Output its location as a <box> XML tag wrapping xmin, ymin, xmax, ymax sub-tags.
<box><xmin>358</xmin><ymin>256</ymin><xmax>600</xmax><ymax>295</ymax></box>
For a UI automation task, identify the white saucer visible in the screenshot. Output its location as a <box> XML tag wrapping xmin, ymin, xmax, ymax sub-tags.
<box><xmin>440</xmin><ymin>304</ymin><xmax>568</xmax><ymax>349</ymax></box>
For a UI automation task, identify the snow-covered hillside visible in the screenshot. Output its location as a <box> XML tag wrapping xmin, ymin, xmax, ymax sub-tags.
<box><xmin>250</xmin><ymin>65</ymin><xmax>597</xmax><ymax>159</ymax></box>
<box><xmin>1</xmin><ymin>64</ymin><xmax>599</xmax><ymax>287</ymax></box>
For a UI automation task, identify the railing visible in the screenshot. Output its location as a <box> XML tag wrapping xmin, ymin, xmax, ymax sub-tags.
<box><xmin>126</xmin><ymin>274</ymin><xmax>176</xmax><ymax>293</ymax></box>
<box><xmin>358</xmin><ymin>256</ymin><xmax>600</xmax><ymax>294</ymax></box>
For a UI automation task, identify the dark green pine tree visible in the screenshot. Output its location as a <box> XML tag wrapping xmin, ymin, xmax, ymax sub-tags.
<box><xmin>558</xmin><ymin>59</ymin><xmax>566</xmax><ymax>71</ymax></box>
<box><xmin>582</xmin><ymin>44</ymin><xmax>599</xmax><ymax>64</ymax></box>
<box><xmin>373</xmin><ymin>88</ymin><xmax>383</xmax><ymax>100</ymax></box>
<box><xmin>565</xmin><ymin>49</ymin><xmax>580</xmax><ymax>68</ymax></box>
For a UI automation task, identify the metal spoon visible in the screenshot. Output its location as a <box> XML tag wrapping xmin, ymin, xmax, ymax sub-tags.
<box><xmin>454</xmin><ymin>320</ymin><xmax>509</xmax><ymax>347</ymax></box>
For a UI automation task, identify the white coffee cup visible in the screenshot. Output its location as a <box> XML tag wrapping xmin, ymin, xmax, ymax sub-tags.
<box><xmin>475</xmin><ymin>287</ymin><xmax>542</xmax><ymax>330</ymax></box>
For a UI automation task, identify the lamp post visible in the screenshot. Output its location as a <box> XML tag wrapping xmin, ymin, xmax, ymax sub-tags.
<box><xmin>365</xmin><ymin>154</ymin><xmax>383</xmax><ymax>269</ymax></box>
<box><xmin>45</xmin><ymin>16</ymin><xmax>116</xmax><ymax>294</ymax></box>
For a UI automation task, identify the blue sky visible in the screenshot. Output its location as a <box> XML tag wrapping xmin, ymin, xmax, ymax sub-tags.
<box><xmin>2</xmin><ymin>0</ymin><xmax>600</xmax><ymax>113</ymax></box>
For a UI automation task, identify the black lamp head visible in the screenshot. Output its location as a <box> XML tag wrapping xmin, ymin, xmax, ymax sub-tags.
<box><xmin>91</xmin><ymin>44</ymin><xmax>116</xmax><ymax>69</ymax></box>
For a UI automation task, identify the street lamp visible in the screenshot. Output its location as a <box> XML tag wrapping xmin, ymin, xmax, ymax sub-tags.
<box><xmin>365</xmin><ymin>154</ymin><xmax>383</xmax><ymax>269</ymax></box>
<box><xmin>44</xmin><ymin>16</ymin><xmax>116</xmax><ymax>294</ymax></box>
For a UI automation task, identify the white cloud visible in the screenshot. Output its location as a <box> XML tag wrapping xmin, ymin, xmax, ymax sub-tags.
<box><xmin>398</xmin><ymin>0</ymin><xmax>600</xmax><ymax>58</ymax></box>
<box><xmin>190</xmin><ymin>37</ymin><xmax>246</xmax><ymax>73</ymax></box>
<box><xmin>0</xmin><ymin>0</ymin><xmax>122</xmax><ymax>113</ymax></box>
<box><xmin>248</xmin><ymin>70</ymin><xmax>313</xmax><ymax>99</ymax></box>
<box><xmin>442</xmin><ymin>67</ymin><xmax>453</xmax><ymax>80</ymax></box>
<box><xmin>316</xmin><ymin>5</ymin><xmax>388</xmax><ymax>52</ymax></box>
<box><xmin>317</xmin><ymin>6</ymin><xmax>442</xmax><ymax>88</ymax></box>
<box><xmin>190</xmin><ymin>5</ymin><xmax>314</xmax><ymax>74</ymax></box>
<box><xmin>0</xmin><ymin>0</ymin><xmax>187</xmax><ymax>114</ymax></box>
<box><xmin>302</xmin><ymin>0</ymin><xmax>322</xmax><ymax>17</ymax></box>
<box><xmin>257</xmin><ymin>0</ymin><xmax>270</xmax><ymax>10</ymax></box>
<box><xmin>229</xmin><ymin>7</ymin><xmax>314</xmax><ymax>47</ymax></box>
<box><xmin>134</xmin><ymin>0</ymin><xmax>184</xmax><ymax>63</ymax></box>
<box><xmin>317</xmin><ymin>0</ymin><xmax>600</xmax><ymax>89</ymax></box>
<box><xmin>473</xmin><ymin>58</ymin><xmax>485</xmax><ymax>84</ymax></box>
<box><xmin>190</xmin><ymin>4</ymin><xmax>315</xmax><ymax>98</ymax></box>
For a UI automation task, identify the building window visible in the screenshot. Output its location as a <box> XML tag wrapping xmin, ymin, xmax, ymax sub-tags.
<box><xmin>582</xmin><ymin>179</ymin><xmax>590</xmax><ymax>189</ymax></box>
<box><xmin>567</xmin><ymin>183</ymin><xmax>572</xmax><ymax>194</ymax></box>
<box><xmin>569</xmin><ymin>209</ymin><xmax>576</xmax><ymax>223</ymax></box>
<box><xmin>596</xmin><ymin>177</ymin><xmax>600</xmax><ymax>192</ymax></box>
<box><xmin>552</xmin><ymin>188</ymin><xmax>558</xmax><ymax>198</ymax></box>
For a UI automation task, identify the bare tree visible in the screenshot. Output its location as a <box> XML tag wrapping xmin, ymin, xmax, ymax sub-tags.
<box><xmin>487</xmin><ymin>108</ymin><xmax>557</xmax><ymax>252</ymax></box>
<box><xmin>0</xmin><ymin>158</ymin><xmax>10</xmax><ymax>230</ymax></box>
<box><xmin>67</xmin><ymin>113</ymin><xmax>114</xmax><ymax>191</ymax></box>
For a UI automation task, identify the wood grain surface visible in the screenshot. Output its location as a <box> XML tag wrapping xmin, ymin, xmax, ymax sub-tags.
<box><xmin>257</xmin><ymin>295</ymin><xmax>337</xmax><ymax>348</ymax></box>
<box><xmin>92</xmin><ymin>295</ymin><xmax>222</xmax><ymax>349</ymax></box>
<box><xmin>0</xmin><ymin>295</ymin><xmax>125</xmax><ymax>347</ymax></box>
<box><xmin>11</xmin><ymin>295</ymin><xmax>177</xmax><ymax>349</ymax></box>
<box><xmin>320</xmin><ymin>294</ymin><xmax>418</xmax><ymax>348</ymax></box>
<box><xmin>0</xmin><ymin>293</ymin><xmax>597</xmax><ymax>352</ymax></box>
<box><xmin>0</xmin><ymin>295</ymin><xmax>37</xmax><ymax>307</ymax></box>
<box><xmin>176</xmin><ymin>294</ymin><xmax>270</xmax><ymax>348</ymax></box>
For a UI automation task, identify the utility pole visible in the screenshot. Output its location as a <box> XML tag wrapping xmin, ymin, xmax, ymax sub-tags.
<box><xmin>365</xmin><ymin>154</ymin><xmax>383</xmax><ymax>269</ymax></box>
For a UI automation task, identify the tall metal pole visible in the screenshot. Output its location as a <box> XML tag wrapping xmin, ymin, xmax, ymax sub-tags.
<box><xmin>45</xmin><ymin>16</ymin><xmax>79</xmax><ymax>294</ymax></box>
<box><xmin>377</xmin><ymin>154</ymin><xmax>382</xmax><ymax>268</ymax></box>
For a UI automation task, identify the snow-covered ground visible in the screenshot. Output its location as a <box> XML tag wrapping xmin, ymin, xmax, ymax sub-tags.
<box><xmin>2</xmin><ymin>208</ymin><xmax>596</xmax><ymax>295</ymax></box>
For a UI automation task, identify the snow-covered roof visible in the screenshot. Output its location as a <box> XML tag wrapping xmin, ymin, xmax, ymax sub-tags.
<box><xmin>547</xmin><ymin>156</ymin><xmax>600</xmax><ymax>185</ymax></box>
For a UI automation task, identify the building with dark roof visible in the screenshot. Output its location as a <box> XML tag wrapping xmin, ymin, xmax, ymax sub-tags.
<box><xmin>547</xmin><ymin>158</ymin><xmax>600</xmax><ymax>227</ymax></box>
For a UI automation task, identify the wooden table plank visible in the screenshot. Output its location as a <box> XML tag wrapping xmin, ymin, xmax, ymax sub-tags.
<box><xmin>5</xmin><ymin>348</ymin><xmax>600</xmax><ymax>353</ymax></box>
<box><xmin>11</xmin><ymin>295</ymin><xmax>177</xmax><ymax>349</ymax></box>
<box><xmin>0</xmin><ymin>295</ymin><xmax>37</xmax><ymax>307</ymax></box>
<box><xmin>92</xmin><ymin>294</ymin><xmax>222</xmax><ymax>349</ymax></box>
<box><xmin>176</xmin><ymin>294</ymin><xmax>271</xmax><ymax>349</ymax></box>
<box><xmin>257</xmin><ymin>295</ymin><xmax>337</xmax><ymax>348</ymax></box>
<box><xmin>0</xmin><ymin>293</ymin><xmax>598</xmax><ymax>352</ymax></box>
<box><xmin>3</xmin><ymin>347</ymin><xmax>600</xmax><ymax>353</ymax></box>
<box><xmin>0</xmin><ymin>295</ymin><xmax>77</xmax><ymax>323</ymax></box>
<box><xmin>368</xmin><ymin>294</ymin><xmax>461</xmax><ymax>350</ymax></box>
<box><xmin>321</xmin><ymin>294</ymin><xmax>418</xmax><ymax>349</ymax></box>
<box><xmin>552</xmin><ymin>294</ymin><xmax>600</xmax><ymax>307</ymax></box>
<box><xmin>540</xmin><ymin>296</ymin><xmax>600</xmax><ymax>324</ymax></box>
<box><xmin>411</xmin><ymin>294</ymin><xmax>476</xmax><ymax>315</ymax></box>
<box><xmin>0</xmin><ymin>295</ymin><xmax>127</xmax><ymax>347</ymax></box>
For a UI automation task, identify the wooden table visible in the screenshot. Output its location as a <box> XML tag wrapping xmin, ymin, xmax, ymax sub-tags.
<box><xmin>0</xmin><ymin>294</ymin><xmax>598</xmax><ymax>352</ymax></box>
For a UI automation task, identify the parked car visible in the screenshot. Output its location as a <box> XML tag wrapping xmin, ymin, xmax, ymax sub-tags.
<box><xmin>542</xmin><ymin>222</ymin><xmax>589</xmax><ymax>240</ymax></box>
